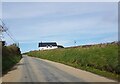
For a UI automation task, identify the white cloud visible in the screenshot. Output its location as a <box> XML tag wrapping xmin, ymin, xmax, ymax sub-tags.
<box><xmin>1</xmin><ymin>0</ymin><xmax>119</xmax><ymax>2</ymax></box>
<box><xmin>3</xmin><ymin>2</ymin><xmax>117</xmax><ymax>19</ymax></box>
<box><xmin>2</xmin><ymin>2</ymin><xmax>118</xmax><ymax>51</ymax></box>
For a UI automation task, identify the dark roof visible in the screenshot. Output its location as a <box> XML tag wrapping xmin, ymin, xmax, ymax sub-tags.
<box><xmin>57</xmin><ymin>45</ymin><xmax>64</xmax><ymax>48</ymax></box>
<box><xmin>38</xmin><ymin>42</ymin><xmax>57</xmax><ymax>47</ymax></box>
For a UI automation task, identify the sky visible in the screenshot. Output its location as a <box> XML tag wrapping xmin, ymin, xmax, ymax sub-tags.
<box><xmin>1</xmin><ymin>2</ymin><xmax>118</xmax><ymax>53</ymax></box>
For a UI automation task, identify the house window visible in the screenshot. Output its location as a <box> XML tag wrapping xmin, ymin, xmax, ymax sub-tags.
<box><xmin>50</xmin><ymin>45</ymin><xmax>52</xmax><ymax>48</ymax></box>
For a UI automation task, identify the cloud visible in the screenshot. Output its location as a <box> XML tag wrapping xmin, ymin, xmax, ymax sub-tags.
<box><xmin>1</xmin><ymin>0</ymin><xmax>119</xmax><ymax>2</ymax></box>
<box><xmin>3</xmin><ymin>2</ymin><xmax>117</xmax><ymax>19</ymax></box>
<box><xmin>2</xmin><ymin>2</ymin><xmax>118</xmax><ymax>52</ymax></box>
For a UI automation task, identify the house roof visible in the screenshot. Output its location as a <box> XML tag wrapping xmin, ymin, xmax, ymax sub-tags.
<box><xmin>38</xmin><ymin>42</ymin><xmax>57</xmax><ymax>47</ymax></box>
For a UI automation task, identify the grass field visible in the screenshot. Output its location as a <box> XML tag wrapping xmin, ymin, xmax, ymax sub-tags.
<box><xmin>2</xmin><ymin>44</ymin><xmax>22</xmax><ymax>74</ymax></box>
<box><xmin>25</xmin><ymin>42</ymin><xmax>120</xmax><ymax>80</ymax></box>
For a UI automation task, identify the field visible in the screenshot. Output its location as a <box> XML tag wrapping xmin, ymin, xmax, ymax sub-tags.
<box><xmin>26</xmin><ymin>42</ymin><xmax>120</xmax><ymax>80</ymax></box>
<box><xmin>2</xmin><ymin>44</ymin><xmax>22</xmax><ymax>74</ymax></box>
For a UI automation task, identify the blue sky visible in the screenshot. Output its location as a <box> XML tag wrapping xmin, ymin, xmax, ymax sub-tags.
<box><xmin>2</xmin><ymin>2</ymin><xmax>118</xmax><ymax>53</ymax></box>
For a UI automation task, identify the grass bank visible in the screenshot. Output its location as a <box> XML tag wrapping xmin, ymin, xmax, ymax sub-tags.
<box><xmin>25</xmin><ymin>42</ymin><xmax>120</xmax><ymax>81</ymax></box>
<box><xmin>2</xmin><ymin>44</ymin><xmax>22</xmax><ymax>74</ymax></box>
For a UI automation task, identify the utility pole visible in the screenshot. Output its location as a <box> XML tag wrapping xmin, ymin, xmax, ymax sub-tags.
<box><xmin>0</xmin><ymin>25</ymin><xmax>2</xmax><ymax>41</ymax></box>
<box><xmin>74</xmin><ymin>40</ymin><xmax>76</xmax><ymax>46</ymax></box>
<box><xmin>0</xmin><ymin>19</ymin><xmax>19</xmax><ymax>47</ymax></box>
<box><xmin>0</xmin><ymin>25</ymin><xmax>4</xmax><ymax>41</ymax></box>
<box><xmin>0</xmin><ymin>20</ymin><xmax>8</xmax><ymax>41</ymax></box>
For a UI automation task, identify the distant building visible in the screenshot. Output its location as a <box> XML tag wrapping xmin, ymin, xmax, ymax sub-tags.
<box><xmin>38</xmin><ymin>42</ymin><xmax>58</xmax><ymax>50</ymax></box>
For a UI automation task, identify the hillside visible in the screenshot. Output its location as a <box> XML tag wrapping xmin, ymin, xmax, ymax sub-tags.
<box><xmin>25</xmin><ymin>42</ymin><xmax>120</xmax><ymax>80</ymax></box>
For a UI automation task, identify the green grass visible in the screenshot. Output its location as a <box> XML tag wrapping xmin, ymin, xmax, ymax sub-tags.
<box><xmin>2</xmin><ymin>45</ymin><xmax>22</xmax><ymax>74</ymax></box>
<box><xmin>25</xmin><ymin>42</ymin><xmax>120</xmax><ymax>81</ymax></box>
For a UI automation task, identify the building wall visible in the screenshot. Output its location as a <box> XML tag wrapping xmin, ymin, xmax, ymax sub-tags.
<box><xmin>40</xmin><ymin>46</ymin><xmax>58</xmax><ymax>50</ymax></box>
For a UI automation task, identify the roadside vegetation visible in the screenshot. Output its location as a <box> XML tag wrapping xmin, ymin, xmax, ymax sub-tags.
<box><xmin>25</xmin><ymin>42</ymin><xmax>120</xmax><ymax>80</ymax></box>
<box><xmin>2</xmin><ymin>44</ymin><xmax>22</xmax><ymax>74</ymax></box>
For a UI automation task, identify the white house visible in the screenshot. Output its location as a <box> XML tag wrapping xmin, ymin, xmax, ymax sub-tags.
<box><xmin>38</xmin><ymin>42</ymin><xmax>58</xmax><ymax>50</ymax></box>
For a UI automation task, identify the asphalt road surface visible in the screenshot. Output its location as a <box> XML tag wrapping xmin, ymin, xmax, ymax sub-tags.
<box><xmin>2</xmin><ymin>55</ymin><xmax>117</xmax><ymax>82</ymax></box>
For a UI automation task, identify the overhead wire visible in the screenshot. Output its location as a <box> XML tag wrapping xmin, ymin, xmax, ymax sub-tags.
<box><xmin>5</xmin><ymin>30</ymin><xmax>17</xmax><ymax>43</ymax></box>
<box><xmin>0</xmin><ymin>18</ymin><xmax>19</xmax><ymax>45</ymax></box>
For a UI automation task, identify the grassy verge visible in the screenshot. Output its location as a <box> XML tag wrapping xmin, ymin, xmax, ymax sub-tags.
<box><xmin>25</xmin><ymin>42</ymin><xmax>120</xmax><ymax>81</ymax></box>
<box><xmin>2</xmin><ymin>45</ymin><xmax>22</xmax><ymax>74</ymax></box>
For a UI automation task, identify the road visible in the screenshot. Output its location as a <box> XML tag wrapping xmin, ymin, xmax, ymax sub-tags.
<box><xmin>2</xmin><ymin>55</ymin><xmax>117</xmax><ymax>82</ymax></box>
